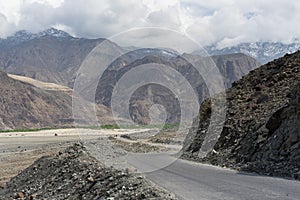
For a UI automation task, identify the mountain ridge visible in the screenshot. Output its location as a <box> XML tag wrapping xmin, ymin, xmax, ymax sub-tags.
<box><xmin>0</xmin><ymin>28</ymin><xmax>74</xmax><ymax>49</ymax></box>
<box><xmin>2</xmin><ymin>28</ymin><xmax>299</xmax><ymax>66</ymax></box>
<box><xmin>0</xmin><ymin>29</ymin><xmax>106</xmax><ymax>87</ymax></box>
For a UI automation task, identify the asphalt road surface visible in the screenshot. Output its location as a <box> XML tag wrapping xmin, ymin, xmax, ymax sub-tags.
<box><xmin>127</xmin><ymin>153</ymin><xmax>300</xmax><ymax>200</ymax></box>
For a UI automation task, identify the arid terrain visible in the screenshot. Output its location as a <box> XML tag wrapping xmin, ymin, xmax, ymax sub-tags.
<box><xmin>0</xmin><ymin>128</ymin><xmax>182</xmax><ymax>187</ymax></box>
<box><xmin>0</xmin><ymin>128</ymin><xmax>183</xmax><ymax>199</ymax></box>
<box><xmin>0</xmin><ymin>24</ymin><xmax>299</xmax><ymax>200</ymax></box>
<box><xmin>2</xmin><ymin>127</ymin><xmax>300</xmax><ymax>200</ymax></box>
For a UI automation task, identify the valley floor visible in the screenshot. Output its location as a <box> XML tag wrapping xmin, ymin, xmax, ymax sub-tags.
<box><xmin>0</xmin><ymin>128</ymin><xmax>181</xmax><ymax>187</ymax></box>
<box><xmin>1</xmin><ymin>128</ymin><xmax>300</xmax><ymax>200</ymax></box>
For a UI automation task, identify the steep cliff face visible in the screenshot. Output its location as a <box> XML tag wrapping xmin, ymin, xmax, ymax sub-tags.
<box><xmin>95</xmin><ymin>51</ymin><xmax>260</xmax><ymax>125</ymax></box>
<box><xmin>251</xmin><ymin>83</ymin><xmax>300</xmax><ymax>178</ymax></box>
<box><xmin>181</xmin><ymin>51</ymin><xmax>300</xmax><ymax>179</ymax></box>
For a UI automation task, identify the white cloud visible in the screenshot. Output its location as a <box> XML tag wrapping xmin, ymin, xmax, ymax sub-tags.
<box><xmin>27</xmin><ymin>0</ymin><xmax>64</xmax><ymax>8</ymax></box>
<box><xmin>0</xmin><ymin>0</ymin><xmax>299</xmax><ymax>47</ymax></box>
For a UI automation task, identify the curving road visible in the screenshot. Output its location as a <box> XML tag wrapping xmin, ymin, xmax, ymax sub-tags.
<box><xmin>127</xmin><ymin>153</ymin><xmax>300</xmax><ymax>200</ymax></box>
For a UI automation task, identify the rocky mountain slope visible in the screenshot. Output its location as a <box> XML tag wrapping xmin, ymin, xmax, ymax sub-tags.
<box><xmin>202</xmin><ymin>42</ymin><xmax>300</xmax><ymax>64</ymax></box>
<box><xmin>0</xmin><ymin>28</ymin><xmax>105</xmax><ymax>87</ymax></box>
<box><xmin>0</xmin><ymin>143</ymin><xmax>176</xmax><ymax>200</ymax></box>
<box><xmin>0</xmin><ymin>28</ymin><xmax>261</xmax><ymax>126</ymax></box>
<box><xmin>96</xmin><ymin>51</ymin><xmax>260</xmax><ymax>124</ymax></box>
<box><xmin>0</xmin><ymin>70</ymin><xmax>74</xmax><ymax>130</ymax></box>
<box><xmin>181</xmin><ymin>51</ymin><xmax>300</xmax><ymax>179</ymax></box>
<box><xmin>0</xmin><ymin>70</ymin><xmax>113</xmax><ymax>130</ymax></box>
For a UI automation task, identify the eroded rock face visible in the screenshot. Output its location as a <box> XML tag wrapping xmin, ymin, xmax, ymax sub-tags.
<box><xmin>181</xmin><ymin>51</ymin><xmax>300</xmax><ymax>179</ymax></box>
<box><xmin>245</xmin><ymin>83</ymin><xmax>300</xmax><ymax>178</ymax></box>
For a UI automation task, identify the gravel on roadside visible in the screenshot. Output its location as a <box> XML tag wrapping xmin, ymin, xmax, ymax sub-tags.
<box><xmin>0</xmin><ymin>142</ymin><xmax>177</xmax><ymax>200</ymax></box>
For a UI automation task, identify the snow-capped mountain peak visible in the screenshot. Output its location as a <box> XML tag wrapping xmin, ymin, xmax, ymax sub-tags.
<box><xmin>200</xmin><ymin>42</ymin><xmax>300</xmax><ymax>64</ymax></box>
<box><xmin>6</xmin><ymin>30</ymin><xmax>36</xmax><ymax>44</ymax></box>
<box><xmin>37</xmin><ymin>28</ymin><xmax>71</xmax><ymax>38</ymax></box>
<box><xmin>0</xmin><ymin>28</ymin><xmax>72</xmax><ymax>47</ymax></box>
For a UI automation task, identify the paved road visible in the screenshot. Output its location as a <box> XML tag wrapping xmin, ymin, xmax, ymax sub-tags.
<box><xmin>127</xmin><ymin>153</ymin><xmax>300</xmax><ymax>200</ymax></box>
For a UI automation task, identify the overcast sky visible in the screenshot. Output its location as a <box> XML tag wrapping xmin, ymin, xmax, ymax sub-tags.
<box><xmin>0</xmin><ymin>0</ymin><xmax>299</xmax><ymax>47</ymax></box>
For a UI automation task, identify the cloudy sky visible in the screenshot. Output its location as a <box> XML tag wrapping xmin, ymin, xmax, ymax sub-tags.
<box><xmin>0</xmin><ymin>0</ymin><xmax>299</xmax><ymax>47</ymax></box>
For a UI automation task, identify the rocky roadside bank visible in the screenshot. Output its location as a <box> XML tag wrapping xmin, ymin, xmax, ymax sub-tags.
<box><xmin>0</xmin><ymin>143</ymin><xmax>177</xmax><ymax>200</ymax></box>
<box><xmin>182</xmin><ymin>51</ymin><xmax>300</xmax><ymax>180</ymax></box>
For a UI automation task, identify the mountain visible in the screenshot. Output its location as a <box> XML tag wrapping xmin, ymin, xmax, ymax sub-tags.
<box><xmin>181</xmin><ymin>51</ymin><xmax>300</xmax><ymax>180</ymax></box>
<box><xmin>0</xmin><ymin>70</ymin><xmax>73</xmax><ymax>130</ymax></box>
<box><xmin>0</xmin><ymin>28</ymin><xmax>106</xmax><ymax>87</ymax></box>
<box><xmin>95</xmin><ymin>49</ymin><xmax>260</xmax><ymax>125</ymax></box>
<box><xmin>0</xmin><ymin>28</ymin><xmax>263</xmax><ymax>127</ymax></box>
<box><xmin>2</xmin><ymin>28</ymin><xmax>298</xmax><ymax>87</ymax></box>
<box><xmin>201</xmin><ymin>42</ymin><xmax>300</xmax><ymax>64</ymax></box>
<box><xmin>0</xmin><ymin>28</ymin><xmax>72</xmax><ymax>48</ymax></box>
<box><xmin>0</xmin><ymin>70</ymin><xmax>113</xmax><ymax>130</ymax></box>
